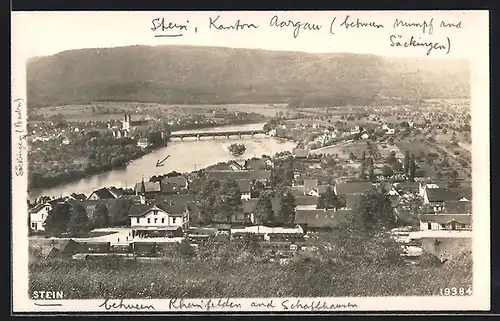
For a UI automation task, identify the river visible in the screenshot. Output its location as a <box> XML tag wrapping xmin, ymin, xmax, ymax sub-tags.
<box><xmin>29</xmin><ymin>123</ymin><xmax>296</xmax><ymax>199</ymax></box>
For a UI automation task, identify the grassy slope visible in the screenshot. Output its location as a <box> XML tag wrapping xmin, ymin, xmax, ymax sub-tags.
<box><xmin>27</xmin><ymin>45</ymin><xmax>470</xmax><ymax>107</ymax></box>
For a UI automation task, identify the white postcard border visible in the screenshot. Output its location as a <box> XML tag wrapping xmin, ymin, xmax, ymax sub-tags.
<box><xmin>11</xmin><ymin>10</ymin><xmax>490</xmax><ymax>313</ymax></box>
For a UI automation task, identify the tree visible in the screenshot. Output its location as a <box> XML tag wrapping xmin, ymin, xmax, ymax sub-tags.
<box><xmin>282</xmin><ymin>158</ymin><xmax>295</xmax><ymax>185</ymax></box>
<box><xmin>278</xmin><ymin>192</ymin><xmax>296</xmax><ymax>225</ymax></box>
<box><xmin>409</xmin><ymin>154</ymin><xmax>417</xmax><ymax>180</ymax></box>
<box><xmin>148</xmin><ymin>131</ymin><xmax>164</xmax><ymax>147</ymax></box>
<box><xmin>359</xmin><ymin>152</ymin><xmax>366</xmax><ymax>179</ymax></box>
<box><xmin>325</xmin><ymin>186</ymin><xmax>340</xmax><ymax>209</ymax></box>
<box><xmin>44</xmin><ymin>202</ymin><xmax>72</xmax><ymax>234</ymax></box>
<box><xmin>67</xmin><ymin>203</ymin><xmax>91</xmax><ymax>234</ymax></box>
<box><xmin>254</xmin><ymin>192</ymin><xmax>274</xmax><ymax>226</ymax></box>
<box><xmin>382</xmin><ymin>165</ymin><xmax>394</xmax><ymax>178</ymax></box>
<box><xmin>216</xmin><ymin>179</ymin><xmax>242</xmax><ymax>223</ymax></box>
<box><xmin>108</xmin><ymin>199</ymin><xmax>133</xmax><ymax>226</ymax></box>
<box><xmin>355</xmin><ymin>187</ymin><xmax>396</xmax><ymax>232</ymax></box>
<box><xmin>367</xmin><ymin>157</ymin><xmax>375</xmax><ymax>181</ymax></box>
<box><xmin>196</xmin><ymin>179</ymin><xmax>221</xmax><ymax>225</ymax></box>
<box><xmin>92</xmin><ymin>204</ymin><xmax>110</xmax><ymax>228</ymax></box>
<box><xmin>404</xmin><ymin>150</ymin><xmax>410</xmax><ymax>175</ymax></box>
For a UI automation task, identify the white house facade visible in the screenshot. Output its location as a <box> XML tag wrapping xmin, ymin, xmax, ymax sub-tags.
<box><xmin>29</xmin><ymin>203</ymin><xmax>51</xmax><ymax>231</ymax></box>
<box><xmin>129</xmin><ymin>204</ymin><xmax>190</xmax><ymax>238</ymax></box>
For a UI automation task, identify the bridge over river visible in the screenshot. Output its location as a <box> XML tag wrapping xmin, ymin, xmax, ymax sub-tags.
<box><xmin>169</xmin><ymin>129</ymin><xmax>268</xmax><ymax>140</ymax></box>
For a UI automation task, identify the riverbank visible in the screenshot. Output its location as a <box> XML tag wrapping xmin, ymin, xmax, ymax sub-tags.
<box><xmin>29</xmin><ymin>135</ymin><xmax>297</xmax><ymax>199</ymax></box>
<box><xmin>28</xmin><ymin>122</ymin><xmax>269</xmax><ymax>194</ymax></box>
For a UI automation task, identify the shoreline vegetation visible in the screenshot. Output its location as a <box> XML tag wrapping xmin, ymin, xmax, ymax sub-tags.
<box><xmin>27</xmin><ymin>120</ymin><xmax>273</xmax><ymax>192</ymax></box>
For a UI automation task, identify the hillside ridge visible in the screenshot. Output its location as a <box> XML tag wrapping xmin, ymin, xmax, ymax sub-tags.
<box><xmin>27</xmin><ymin>45</ymin><xmax>470</xmax><ymax>107</ymax></box>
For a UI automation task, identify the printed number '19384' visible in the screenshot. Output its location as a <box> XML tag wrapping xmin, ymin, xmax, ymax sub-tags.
<box><xmin>439</xmin><ymin>287</ymin><xmax>472</xmax><ymax>296</ymax></box>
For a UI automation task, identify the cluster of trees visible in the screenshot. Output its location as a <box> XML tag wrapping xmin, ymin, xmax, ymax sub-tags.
<box><xmin>44</xmin><ymin>202</ymin><xmax>92</xmax><ymax>235</ymax></box>
<box><xmin>28</xmin><ymin>131</ymin><xmax>148</xmax><ymax>189</ymax></box>
<box><xmin>269</xmin><ymin>157</ymin><xmax>295</xmax><ymax>187</ymax></box>
<box><xmin>42</xmin><ymin>199</ymin><xmax>134</xmax><ymax>235</ymax></box>
<box><xmin>195</xmin><ymin>179</ymin><xmax>243</xmax><ymax>224</ymax></box>
<box><xmin>403</xmin><ymin>151</ymin><xmax>417</xmax><ymax>181</ymax></box>
<box><xmin>252</xmin><ymin>190</ymin><xmax>296</xmax><ymax>226</ymax></box>
<box><xmin>359</xmin><ymin>151</ymin><xmax>375</xmax><ymax>181</ymax></box>
<box><xmin>316</xmin><ymin>186</ymin><xmax>346</xmax><ymax>210</ymax></box>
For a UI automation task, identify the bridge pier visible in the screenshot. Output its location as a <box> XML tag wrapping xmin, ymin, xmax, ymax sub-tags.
<box><xmin>226</xmin><ymin>135</ymin><xmax>230</xmax><ymax>139</ymax></box>
<box><xmin>238</xmin><ymin>133</ymin><xmax>242</xmax><ymax>138</ymax></box>
<box><xmin>196</xmin><ymin>135</ymin><xmax>200</xmax><ymax>140</ymax></box>
<box><xmin>251</xmin><ymin>132</ymin><xmax>254</xmax><ymax>137</ymax></box>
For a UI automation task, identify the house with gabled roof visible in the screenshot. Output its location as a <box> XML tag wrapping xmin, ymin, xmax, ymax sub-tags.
<box><xmin>128</xmin><ymin>200</ymin><xmax>193</xmax><ymax>238</ymax></box>
<box><xmin>29</xmin><ymin>198</ymin><xmax>69</xmax><ymax>231</ymax></box>
<box><xmin>134</xmin><ymin>180</ymin><xmax>161</xmax><ymax>198</ymax></box>
<box><xmin>68</xmin><ymin>193</ymin><xmax>87</xmax><ymax>201</ymax></box>
<box><xmin>87</xmin><ymin>188</ymin><xmax>116</xmax><ymax>200</ymax></box>
<box><xmin>161</xmin><ymin>176</ymin><xmax>189</xmax><ymax>191</ymax></box>
<box><xmin>423</xmin><ymin>187</ymin><xmax>472</xmax><ymax>210</ymax></box>
<box><xmin>295</xmin><ymin>196</ymin><xmax>319</xmax><ymax>210</ymax></box>
<box><xmin>236</xmin><ymin>179</ymin><xmax>252</xmax><ymax>200</ymax></box>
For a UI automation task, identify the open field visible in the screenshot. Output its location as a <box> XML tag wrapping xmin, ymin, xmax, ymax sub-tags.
<box><xmin>310</xmin><ymin>141</ymin><xmax>370</xmax><ymax>159</ymax></box>
<box><xmin>30</xmin><ymin>103</ymin><xmax>291</xmax><ymax>122</ymax></box>
<box><xmin>29</xmin><ymin>247</ymin><xmax>472</xmax><ymax>299</ymax></box>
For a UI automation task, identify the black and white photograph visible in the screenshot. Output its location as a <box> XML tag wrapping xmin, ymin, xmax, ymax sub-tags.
<box><xmin>11</xmin><ymin>10</ymin><xmax>490</xmax><ymax>313</ymax></box>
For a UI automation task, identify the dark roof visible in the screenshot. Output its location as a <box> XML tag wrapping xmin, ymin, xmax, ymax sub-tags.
<box><xmin>443</xmin><ymin>201</ymin><xmax>472</xmax><ymax>214</ymax></box>
<box><xmin>88</xmin><ymin>188</ymin><xmax>116</xmax><ymax>200</ymax></box>
<box><xmin>343</xmin><ymin>194</ymin><xmax>364</xmax><ymax>209</ymax></box>
<box><xmin>108</xmin><ymin>187</ymin><xmax>124</xmax><ymax>198</ymax></box>
<box><xmin>160</xmin><ymin>183</ymin><xmax>177</xmax><ymax>194</ymax></box>
<box><xmin>394</xmin><ymin>182</ymin><xmax>420</xmax><ymax>193</ymax></box>
<box><xmin>426</xmin><ymin>188</ymin><xmax>472</xmax><ymax>202</ymax></box>
<box><xmin>304</xmin><ymin>179</ymin><xmax>318</xmax><ymax>192</ymax></box>
<box><xmin>206</xmin><ymin>170</ymin><xmax>272</xmax><ymax>181</ymax></box>
<box><xmin>162</xmin><ymin>176</ymin><xmax>188</xmax><ymax>188</ymax></box>
<box><xmin>335</xmin><ymin>182</ymin><xmax>373</xmax><ymax>195</ymax></box>
<box><xmin>288</xmin><ymin>186</ymin><xmax>305</xmax><ymax>197</ymax></box>
<box><xmin>420</xmin><ymin>214</ymin><xmax>472</xmax><ymax>225</ymax></box>
<box><xmin>317</xmin><ymin>185</ymin><xmax>332</xmax><ymax>195</ymax></box>
<box><xmin>134</xmin><ymin>181</ymin><xmax>161</xmax><ymax>193</ymax></box>
<box><xmin>245</xmin><ymin>159</ymin><xmax>267</xmax><ymax>170</ymax></box>
<box><xmin>292</xmin><ymin>148</ymin><xmax>309</xmax><ymax>158</ymax></box>
<box><xmin>128</xmin><ymin>202</ymin><xmax>186</xmax><ymax>217</ymax></box>
<box><xmin>242</xmin><ymin>199</ymin><xmax>259</xmax><ymax>213</ymax></box>
<box><xmin>295</xmin><ymin>209</ymin><xmax>352</xmax><ymax>228</ymax></box>
<box><xmin>128</xmin><ymin>195</ymin><xmax>198</xmax><ymax>217</ymax></box>
<box><xmin>70</xmin><ymin>193</ymin><xmax>87</xmax><ymax>201</ymax></box>
<box><xmin>295</xmin><ymin>196</ymin><xmax>319</xmax><ymax>206</ymax></box>
<box><xmin>236</xmin><ymin>179</ymin><xmax>252</xmax><ymax>193</ymax></box>
<box><xmin>154</xmin><ymin>194</ymin><xmax>195</xmax><ymax>204</ymax></box>
<box><xmin>29</xmin><ymin>202</ymin><xmax>48</xmax><ymax>213</ymax></box>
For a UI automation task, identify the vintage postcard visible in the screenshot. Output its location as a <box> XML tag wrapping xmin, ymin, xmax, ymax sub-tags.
<box><xmin>12</xmin><ymin>10</ymin><xmax>490</xmax><ymax>313</ymax></box>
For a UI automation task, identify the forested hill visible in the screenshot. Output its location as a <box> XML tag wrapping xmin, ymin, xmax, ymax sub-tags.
<box><xmin>27</xmin><ymin>45</ymin><xmax>470</xmax><ymax>107</ymax></box>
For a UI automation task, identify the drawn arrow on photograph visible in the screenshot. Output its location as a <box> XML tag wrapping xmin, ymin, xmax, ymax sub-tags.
<box><xmin>156</xmin><ymin>155</ymin><xmax>170</xmax><ymax>167</ymax></box>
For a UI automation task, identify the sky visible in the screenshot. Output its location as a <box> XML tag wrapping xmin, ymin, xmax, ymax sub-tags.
<box><xmin>12</xmin><ymin>10</ymin><xmax>488</xmax><ymax>60</ymax></box>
